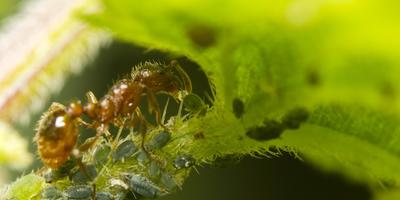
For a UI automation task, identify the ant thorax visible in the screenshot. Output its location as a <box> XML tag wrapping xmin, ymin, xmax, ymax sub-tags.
<box><xmin>132</xmin><ymin>62</ymin><xmax>184</xmax><ymax>96</ymax></box>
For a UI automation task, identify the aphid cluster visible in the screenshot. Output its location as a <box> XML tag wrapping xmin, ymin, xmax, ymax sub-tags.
<box><xmin>34</xmin><ymin>61</ymin><xmax>202</xmax><ymax>199</ymax></box>
<box><xmin>246</xmin><ymin>107</ymin><xmax>310</xmax><ymax>141</ymax></box>
<box><xmin>40</xmin><ymin>129</ymin><xmax>196</xmax><ymax>199</ymax></box>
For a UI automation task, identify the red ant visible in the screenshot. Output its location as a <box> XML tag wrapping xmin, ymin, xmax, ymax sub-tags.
<box><xmin>35</xmin><ymin>60</ymin><xmax>192</xmax><ymax>169</ymax></box>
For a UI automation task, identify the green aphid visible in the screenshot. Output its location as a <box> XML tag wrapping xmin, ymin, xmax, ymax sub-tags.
<box><xmin>70</xmin><ymin>164</ymin><xmax>97</xmax><ymax>184</ymax></box>
<box><xmin>183</xmin><ymin>93</ymin><xmax>207</xmax><ymax>115</ymax></box>
<box><xmin>93</xmin><ymin>144</ymin><xmax>111</xmax><ymax>165</ymax></box>
<box><xmin>63</xmin><ymin>185</ymin><xmax>93</xmax><ymax>200</ymax></box>
<box><xmin>95</xmin><ymin>191</ymin><xmax>114</xmax><ymax>200</ymax></box>
<box><xmin>112</xmin><ymin>140</ymin><xmax>137</xmax><ymax>162</ymax></box>
<box><xmin>146</xmin><ymin>131</ymin><xmax>171</xmax><ymax>150</ymax></box>
<box><xmin>160</xmin><ymin>173</ymin><xmax>178</xmax><ymax>192</ymax></box>
<box><xmin>122</xmin><ymin>173</ymin><xmax>161</xmax><ymax>198</ymax></box>
<box><xmin>148</xmin><ymin>161</ymin><xmax>161</xmax><ymax>178</ymax></box>
<box><xmin>41</xmin><ymin>186</ymin><xmax>64</xmax><ymax>200</ymax></box>
<box><xmin>136</xmin><ymin>149</ymin><xmax>150</xmax><ymax>165</ymax></box>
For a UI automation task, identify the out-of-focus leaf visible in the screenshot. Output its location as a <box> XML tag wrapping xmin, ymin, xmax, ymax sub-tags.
<box><xmin>0</xmin><ymin>121</ymin><xmax>32</xmax><ymax>170</ymax></box>
<box><xmin>4</xmin><ymin>174</ymin><xmax>43</xmax><ymax>200</ymax></box>
<box><xmin>0</xmin><ymin>0</ymin><xmax>110</xmax><ymax>124</ymax></box>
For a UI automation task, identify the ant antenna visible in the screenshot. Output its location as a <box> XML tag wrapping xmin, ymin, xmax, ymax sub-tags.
<box><xmin>161</xmin><ymin>98</ymin><xmax>170</xmax><ymax>124</ymax></box>
<box><xmin>177</xmin><ymin>96</ymin><xmax>184</xmax><ymax>119</ymax></box>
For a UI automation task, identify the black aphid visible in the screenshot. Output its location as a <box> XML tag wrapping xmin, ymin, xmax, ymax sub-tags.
<box><xmin>112</xmin><ymin>140</ymin><xmax>137</xmax><ymax>162</ymax></box>
<box><xmin>147</xmin><ymin>131</ymin><xmax>171</xmax><ymax>150</ymax></box>
<box><xmin>123</xmin><ymin>173</ymin><xmax>161</xmax><ymax>198</ymax></box>
<box><xmin>63</xmin><ymin>185</ymin><xmax>93</xmax><ymax>199</ymax></box>
<box><xmin>174</xmin><ymin>154</ymin><xmax>196</xmax><ymax>169</ymax></box>
<box><xmin>232</xmin><ymin>98</ymin><xmax>245</xmax><ymax>118</ymax></box>
<box><xmin>246</xmin><ymin>119</ymin><xmax>284</xmax><ymax>141</ymax></box>
<box><xmin>281</xmin><ymin>107</ymin><xmax>309</xmax><ymax>129</ymax></box>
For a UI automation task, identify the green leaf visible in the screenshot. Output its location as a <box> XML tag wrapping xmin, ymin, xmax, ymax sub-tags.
<box><xmin>84</xmin><ymin>0</ymin><xmax>400</xmax><ymax>194</ymax></box>
<box><xmin>0</xmin><ymin>121</ymin><xmax>32</xmax><ymax>169</ymax></box>
<box><xmin>5</xmin><ymin>174</ymin><xmax>44</xmax><ymax>200</ymax></box>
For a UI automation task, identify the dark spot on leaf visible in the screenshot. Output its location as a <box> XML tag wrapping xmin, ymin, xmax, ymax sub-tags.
<box><xmin>380</xmin><ymin>81</ymin><xmax>396</xmax><ymax>99</ymax></box>
<box><xmin>232</xmin><ymin>98</ymin><xmax>245</xmax><ymax>118</ymax></box>
<box><xmin>194</xmin><ymin>131</ymin><xmax>205</xmax><ymax>139</ymax></box>
<box><xmin>307</xmin><ymin>68</ymin><xmax>320</xmax><ymax>86</ymax></box>
<box><xmin>246</xmin><ymin>119</ymin><xmax>284</xmax><ymax>141</ymax></box>
<box><xmin>187</xmin><ymin>24</ymin><xmax>216</xmax><ymax>48</ymax></box>
<box><xmin>380</xmin><ymin>179</ymin><xmax>397</xmax><ymax>189</ymax></box>
<box><xmin>281</xmin><ymin>107</ymin><xmax>310</xmax><ymax>129</ymax></box>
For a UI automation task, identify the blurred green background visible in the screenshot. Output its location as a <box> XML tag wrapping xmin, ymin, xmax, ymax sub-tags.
<box><xmin>0</xmin><ymin>1</ymin><xmax>378</xmax><ymax>199</ymax></box>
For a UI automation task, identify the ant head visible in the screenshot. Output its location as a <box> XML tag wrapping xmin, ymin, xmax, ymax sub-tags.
<box><xmin>168</xmin><ymin>60</ymin><xmax>192</xmax><ymax>94</ymax></box>
<box><xmin>131</xmin><ymin>61</ymin><xmax>192</xmax><ymax>99</ymax></box>
<box><xmin>67</xmin><ymin>101</ymin><xmax>83</xmax><ymax>118</ymax></box>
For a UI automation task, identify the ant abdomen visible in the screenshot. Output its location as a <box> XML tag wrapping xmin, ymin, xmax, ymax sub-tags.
<box><xmin>35</xmin><ymin>103</ymin><xmax>79</xmax><ymax>169</ymax></box>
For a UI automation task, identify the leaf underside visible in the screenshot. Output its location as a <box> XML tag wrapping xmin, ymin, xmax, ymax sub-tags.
<box><xmin>84</xmin><ymin>0</ymin><xmax>400</xmax><ymax>195</ymax></box>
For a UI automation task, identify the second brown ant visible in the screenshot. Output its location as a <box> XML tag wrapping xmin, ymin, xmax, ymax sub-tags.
<box><xmin>35</xmin><ymin>60</ymin><xmax>192</xmax><ymax>169</ymax></box>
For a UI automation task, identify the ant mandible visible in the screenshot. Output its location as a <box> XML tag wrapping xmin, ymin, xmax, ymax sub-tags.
<box><xmin>35</xmin><ymin>60</ymin><xmax>192</xmax><ymax>169</ymax></box>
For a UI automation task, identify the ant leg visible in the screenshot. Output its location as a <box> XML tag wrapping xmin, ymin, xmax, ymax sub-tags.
<box><xmin>92</xmin><ymin>184</ymin><xmax>96</xmax><ymax>200</ymax></box>
<box><xmin>86</xmin><ymin>91</ymin><xmax>98</xmax><ymax>104</ymax></box>
<box><xmin>134</xmin><ymin>108</ymin><xmax>165</xmax><ymax>164</ymax></box>
<box><xmin>72</xmin><ymin>150</ymin><xmax>94</xmax><ymax>182</ymax></box>
<box><xmin>134</xmin><ymin>107</ymin><xmax>161</xmax><ymax>160</ymax></box>
<box><xmin>112</xmin><ymin>122</ymin><xmax>125</xmax><ymax>149</ymax></box>
<box><xmin>79</xmin><ymin>137</ymin><xmax>99</xmax><ymax>153</ymax></box>
<box><xmin>146</xmin><ymin>88</ymin><xmax>164</xmax><ymax>128</ymax></box>
<box><xmin>134</xmin><ymin>108</ymin><xmax>149</xmax><ymax>151</ymax></box>
<box><xmin>79</xmin><ymin>123</ymin><xmax>108</xmax><ymax>153</ymax></box>
<box><xmin>161</xmin><ymin>98</ymin><xmax>170</xmax><ymax>124</ymax></box>
<box><xmin>77</xmin><ymin>118</ymin><xmax>94</xmax><ymax>128</ymax></box>
<box><xmin>170</xmin><ymin>60</ymin><xmax>192</xmax><ymax>94</ymax></box>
